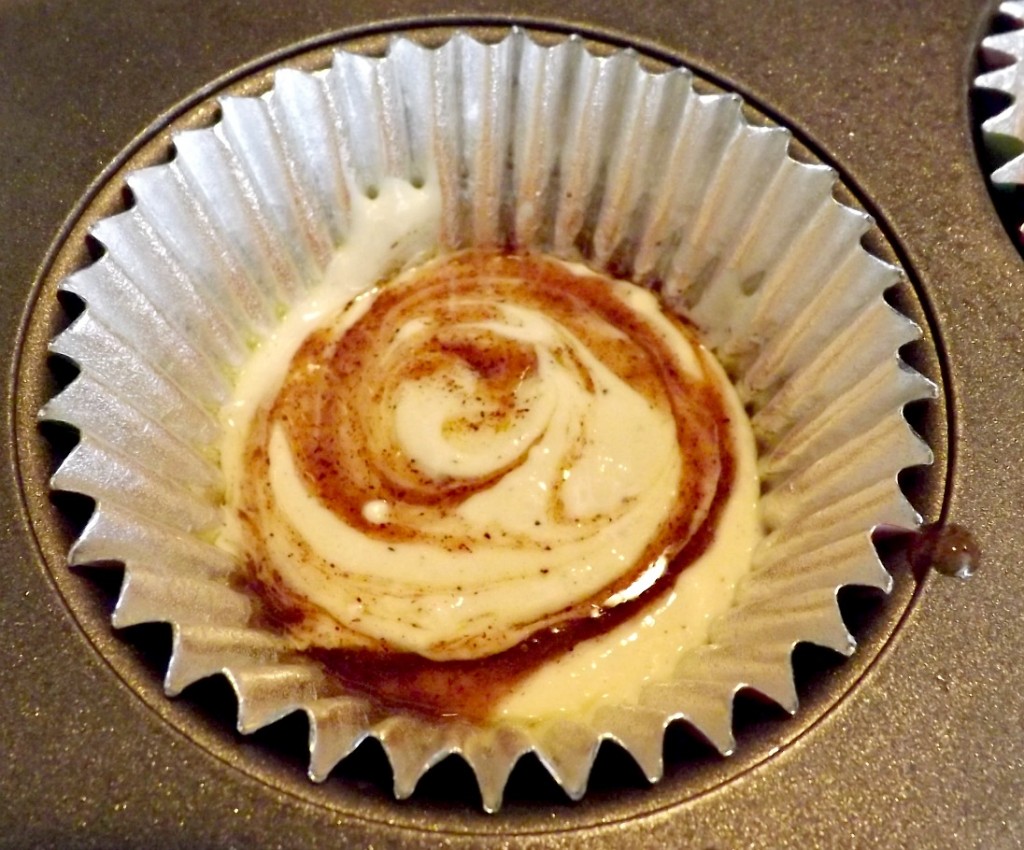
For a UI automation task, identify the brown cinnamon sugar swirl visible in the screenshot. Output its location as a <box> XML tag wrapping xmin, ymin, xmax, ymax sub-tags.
<box><xmin>220</xmin><ymin>249</ymin><xmax>758</xmax><ymax>720</ymax></box>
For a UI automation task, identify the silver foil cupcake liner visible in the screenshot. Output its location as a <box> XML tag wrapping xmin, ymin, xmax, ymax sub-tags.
<box><xmin>42</xmin><ymin>30</ymin><xmax>935</xmax><ymax>811</ymax></box>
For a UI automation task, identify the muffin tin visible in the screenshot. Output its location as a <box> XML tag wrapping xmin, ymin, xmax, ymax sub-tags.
<box><xmin>2</xmin><ymin>1</ymin><xmax>1021</xmax><ymax>847</ymax></box>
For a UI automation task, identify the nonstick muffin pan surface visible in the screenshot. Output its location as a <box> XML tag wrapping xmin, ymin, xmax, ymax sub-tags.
<box><xmin>2</xmin><ymin>1</ymin><xmax>1022</xmax><ymax>847</ymax></box>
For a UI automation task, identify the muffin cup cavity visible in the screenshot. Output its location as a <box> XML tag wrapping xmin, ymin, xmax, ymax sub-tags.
<box><xmin>42</xmin><ymin>30</ymin><xmax>935</xmax><ymax>812</ymax></box>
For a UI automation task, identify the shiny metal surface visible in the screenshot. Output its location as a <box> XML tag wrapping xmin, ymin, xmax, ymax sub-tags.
<box><xmin>2</xmin><ymin>1</ymin><xmax>1021</xmax><ymax>847</ymax></box>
